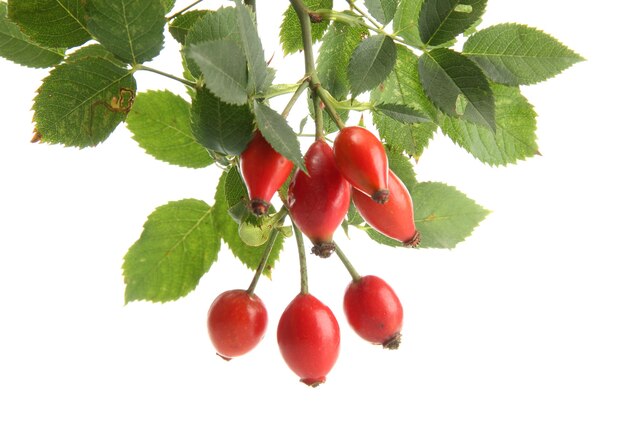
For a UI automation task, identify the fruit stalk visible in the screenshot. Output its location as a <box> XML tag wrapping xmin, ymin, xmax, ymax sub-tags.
<box><xmin>333</xmin><ymin>243</ymin><xmax>361</xmax><ymax>282</ymax></box>
<box><xmin>292</xmin><ymin>222</ymin><xmax>309</xmax><ymax>295</ymax></box>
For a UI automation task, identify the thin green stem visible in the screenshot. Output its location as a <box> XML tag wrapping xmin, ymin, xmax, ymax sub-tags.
<box><xmin>167</xmin><ymin>0</ymin><xmax>204</xmax><ymax>21</ymax></box>
<box><xmin>281</xmin><ymin>79</ymin><xmax>310</xmax><ymax>118</ymax></box>
<box><xmin>317</xmin><ymin>87</ymin><xmax>345</xmax><ymax>129</ymax></box>
<box><xmin>259</xmin><ymin>83</ymin><xmax>302</xmax><ymax>100</ymax></box>
<box><xmin>333</xmin><ymin>243</ymin><xmax>361</xmax><ymax>282</ymax></box>
<box><xmin>135</xmin><ymin>65</ymin><xmax>197</xmax><ymax>89</ymax></box>
<box><xmin>313</xmin><ymin>93</ymin><xmax>324</xmax><ymax>140</ymax></box>
<box><xmin>293</xmin><ymin>224</ymin><xmax>309</xmax><ymax>295</ymax></box>
<box><xmin>246</xmin><ymin>207</ymin><xmax>289</xmax><ymax>295</ymax></box>
<box><xmin>345</xmin><ymin>0</ymin><xmax>382</xmax><ymax>30</ymax></box>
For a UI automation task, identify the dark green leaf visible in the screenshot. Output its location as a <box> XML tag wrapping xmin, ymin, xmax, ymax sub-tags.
<box><xmin>126</xmin><ymin>90</ymin><xmax>213</xmax><ymax>168</ymax></box>
<box><xmin>186</xmin><ymin>40</ymin><xmax>249</xmax><ymax>105</ymax></box>
<box><xmin>86</xmin><ymin>0</ymin><xmax>166</xmax><ymax>64</ymax></box>
<box><xmin>7</xmin><ymin>0</ymin><xmax>90</xmax><ymax>48</ymax></box>
<box><xmin>419</xmin><ymin>48</ymin><xmax>495</xmax><ymax>130</ymax></box>
<box><xmin>374</xmin><ymin>103</ymin><xmax>430</xmax><ymax>124</ymax></box>
<box><xmin>233</xmin><ymin>0</ymin><xmax>268</xmax><ymax>94</ymax></box>
<box><xmin>463</xmin><ymin>23</ymin><xmax>585</xmax><ymax>85</ymax></box>
<box><xmin>190</xmin><ymin>88</ymin><xmax>254</xmax><ymax>156</ymax></box>
<box><xmin>33</xmin><ymin>56</ymin><xmax>136</xmax><ymax>147</ymax></box>
<box><xmin>441</xmin><ymin>83</ymin><xmax>538</xmax><ymax>165</ymax></box>
<box><xmin>348</xmin><ymin>35</ymin><xmax>397</xmax><ymax>97</ymax></box>
<box><xmin>224</xmin><ymin>166</ymin><xmax>248</xmax><ymax>208</ymax></box>
<box><xmin>254</xmin><ymin>101</ymin><xmax>305</xmax><ymax>171</ymax></box>
<box><xmin>392</xmin><ymin>0</ymin><xmax>425</xmax><ymax>48</ymax></box>
<box><xmin>0</xmin><ymin>2</ymin><xmax>64</xmax><ymax>68</ymax></box>
<box><xmin>64</xmin><ymin>44</ymin><xmax>125</xmax><ymax>65</ymax></box>
<box><xmin>214</xmin><ymin>170</ymin><xmax>284</xmax><ymax>275</ymax></box>
<box><xmin>280</xmin><ymin>0</ymin><xmax>332</xmax><ymax>55</ymax></box>
<box><xmin>123</xmin><ymin>199</ymin><xmax>220</xmax><ymax>303</ymax></box>
<box><xmin>364</xmin><ymin>0</ymin><xmax>399</xmax><ymax>25</ymax></box>
<box><xmin>162</xmin><ymin>0</ymin><xmax>176</xmax><ymax>13</ymax></box>
<box><xmin>169</xmin><ymin>10</ymin><xmax>208</xmax><ymax>44</ymax></box>
<box><xmin>418</xmin><ymin>0</ymin><xmax>487</xmax><ymax>47</ymax></box>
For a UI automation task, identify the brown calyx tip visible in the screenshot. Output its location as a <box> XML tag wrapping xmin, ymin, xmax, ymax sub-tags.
<box><xmin>216</xmin><ymin>353</ymin><xmax>232</xmax><ymax>362</ymax></box>
<box><xmin>403</xmin><ymin>230</ymin><xmax>421</xmax><ymax>248</ymax></box>
<box><xmin>301</xmin><ymin>377</ymin><xmax>326</xmax><ymax>387</ymax></box>
<box><xmin>372</xmin><ymin>189</ymin><xmax>390</xmax><ymax>204</ymax></box>
<box><xmin>249</xmin><ymin>199</ymin><xmax>270</xmax><ymax>216</ymax></box>
<box><xmin>311</xmin><ymin>242</ymin><xmax>336</xmax><ymax>258</ymax></box>
<box><xmin>382</xmin><ymin>332</ymin><xmax>402</xmax><ymax>350</ymax></box>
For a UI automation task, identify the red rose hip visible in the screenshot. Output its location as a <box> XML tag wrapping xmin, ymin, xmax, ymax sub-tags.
<box><xmin>334</xmin><ymin>126</ymin><xmax>389</xmax><ymax>203</ymax></box>
<box><xmin>207</xmin><ymin>289</ymin><xmax>268</xmax><ymax>360</ymax></box>
<box><xmin>277</xmin><ymin>293</ymin><xmax>341</xmax><ymax>386</ymax></box>
<box><xmin>343</xmin><ymin>275</ymin><xmax>403</xmax><ymax>349</ymax></box>
<box><xmin>288</xmin><ymin>140</ymin><xmax>351</xmax><ymax>257</ymax></box>
<box><xmin>352</xmin><ymin>170</ymin><xmax>421</xmax><ymax>246</ymax></box>
<box><xmin>240</xmin><ymin>131</ymin><xmax>294</xmax><ymax>216</ymax></box>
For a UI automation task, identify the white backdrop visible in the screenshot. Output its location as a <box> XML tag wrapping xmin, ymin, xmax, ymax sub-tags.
<box><xmin>1</xmin><ymin>1</ymin><xmax>624</xmax><ymax>436</ymax></box>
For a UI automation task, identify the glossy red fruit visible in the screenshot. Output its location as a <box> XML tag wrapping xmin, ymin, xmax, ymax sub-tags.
<box><xmin>207</xmin><ymin>289</ymin><xmax>268</xmax><ymax>360</ymax></box>
<box><xmin>277</xmin><ymin>293</ymin><xmax>340</xmax><ymax>387</ymax></box>
<box><xmin>334</xmin><ymin>126</ymin><xmax>389</xmax><ymax>204</ymax></box>
<box><xmin>288</xmin><ymin>140</ymin><xmax>350</xmax><ymax>257</ymax></box>
<box><xmin>343</xmin><ymin>275</ymin><xmax>403</xmax><ymax>349</ymax></box>
<box><xmin>352</xmin><ymin>170</ymin><xmax>421</xmax><ymax>246</ymax></box>
<box><xmin>240</xmin><ymin>131</ymin><xmax>294</xmax><ymax>216</ymax></box>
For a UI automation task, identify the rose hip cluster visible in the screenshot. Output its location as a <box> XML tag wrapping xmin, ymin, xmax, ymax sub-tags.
<box><xmin>206</xmin><ymin>126</ymin><xmax>419</xmax><ymax>386</ymax></box>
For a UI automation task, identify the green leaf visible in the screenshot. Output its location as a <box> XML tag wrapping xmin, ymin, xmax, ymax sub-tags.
<box><xmin>123</xmin><ymin>199</ymin><xmax>220</xmax><ymax>303</ymax></box>
<box><xmin>387</xmin><ymin>147</ymin><xmax>418</xmax><ymax>188</ymax></box>
<box><xmin>419</xmin><ymin>48</ymin><xmax>495</xmax><ymax>130</ymax></box>
<box><xmin>169</xmin><ymin>10</ymin><xmax>208</xmax><ymax>44</ymax></box>
<box><xmin>280</xmin><ymin>0</ymin><xmax>332</xmax><ymax>55</ymax></box>
<box><xmin>463</xmin><ymin>23</ymin><xmax>585</xmax><ymax>85</ymax></box>
<box><xmin>418</xmin><ymin>0</ymin><xmax>487</xmax><ymax>47</ymax></box>
<box><xmin>440</xmin><ymin>83</ymin><xmax>538</xmax><ymax>165</ymax></box>
<box><xmin>253</xmin><ymin>101</ymin><xmax>305</xmax><ymax>171</ymax></box>
<box><xmin>7</xmin><ymin>0</ymin><xmax>90</xmax><ymax>49</ymax></box>
<box><xmin>126</xmin><ymin>90</ymin><xmax>213</xmax><ymax>168</ymax></box>
<box><xmin>33</xmin><ymin>55</ymin><xmax>136</xmax><ymax>147</ymax></box>
<box><xmin>162</xmin><ymin>0</ymin><xmax>176</xmax><ymax>13</ymax></box>
<box><xmin>86</xmin><ymin>0</ymin><xmax>166</xmax><ymax>64</ymax></box>
<box><xmin>233</xmin><ymin>0</ymin><xmax>268</xmax><ymax>94</ymax></box>
<box><xmin>370</xmin><ymin>45</ymin><xmax>438</xmax><ymax>156</ymax></box>
<box><xmin>184</xmin><ymin>7</ymin><xmax>240</xmax><ymax>78</ymax></box>
<box><xmin>318</xmin><ymin>20</ymin><xmax>368</xmax><ymax>100</ymax></box>
<box><xmin>374</xmin><ymin>103</ymin><xmax>430</xmax><ymax>124</ymax></box>
<box><xmin>392</xmin><ymin>0</ymin><xmax>425</xmax><ymax>48</ymax></box>
<box><xmin>365</xmin><ymin>182</ymin><xmax>489</xmax><ymax>248</ymax></box>
<box><xmin>213</xmin><ymin>170</ymin><xmax>284</xmax><ymax>276</ymax></box>
<box><xmin>348</xmin><ymin>35</ymin><xmax>397</xmax><ymax>97</ymax></box>
<box><xmin>364</xmin><ymin>0</ymin><xmax>399</xmax><ymax>25</ymax></box>
<box><xmin>64</xmin><ymin>43</ymin><xmax>125</xmax><ymax>65</ymax></box>
<box><xmin>186</xmin><ymin>40</ymin><xmax>249</xmax><ymax>105</ymax></box>
<box><xmin>0</xmin><ymin>2</ymin><xmax>64</xmax><ymax>68</ymax></box>
<box><xmin>190</xmin><ymin>88</ymin><xmax>254</xmax><ymax>156</ymax></box>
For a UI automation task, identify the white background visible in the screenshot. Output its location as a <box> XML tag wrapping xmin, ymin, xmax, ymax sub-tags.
<box><xmin>1</xmin><ymin>0</ymin><xmax>624</xmax><ymax>436</ymax></box>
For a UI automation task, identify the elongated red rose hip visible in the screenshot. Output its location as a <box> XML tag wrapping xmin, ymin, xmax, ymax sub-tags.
<box><xmin>277</xmin><ymin>293</ymin><xmax>340</xmax><ymax>386</ymax></box>
<box><xmin>240</xmin><ymin>131</ymin><xmax>294</xmax><ymax>216</ymax></box>
<box><xmin>352</xmin><ymin>170</ymin><xmax>421</xmax><ymax>246</ymax></box>
<box><xmin>334</xmin><ymin>126</ymin><xmax>389</xmax><ymax>203</ymax></box>
<box><xmin>343</xmin><ymin>275</ymin><xmax>403</xmax><ymax>349</ymax></box>
<box><xmin>288</xmin><ymin>140</ymin><xmax>351</xmax><ymax>257</ymax></box>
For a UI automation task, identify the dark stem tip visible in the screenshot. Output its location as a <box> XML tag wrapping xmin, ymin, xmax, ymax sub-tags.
<box><xmin>311</xmin><ymin>241</ymin><xmax>336</xmax><ymax>258</ymax></box>
<box><xmin>382</xmin><ymin>332</ymin><xmax>402</xmax><ymax>350</ymax></box>
<box><xmin>249</xmin><ymin>199</ymin><xmax>270</xmax><ymax>216</ymax></box>
<box><xmin>300</xmin><ymin>376</ymin><xmax>326</xmax><ymax>387</ymax></box>
<box><xmin>372</xmin><ymin>188</ymin><xmax>390</xmax><ymax>204</ymax></box>
<box><xmin>403</xmin><ymin>230</ymin><xmax>421</xmax><ymax>248</ymax></box>
<box><xmin>216</xmin><ymin>353</ymin><xmax>232</xmax><ymax>361</ymax></box>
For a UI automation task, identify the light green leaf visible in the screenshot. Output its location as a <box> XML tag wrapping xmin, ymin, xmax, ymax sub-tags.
<box><xmin>253</xmin><ymin>101</ymin><xmax>305</xmax><ymax>171</ymax></box>
<box><xmin>348</xmin><ymin>35</ymin><xmax>397</xmax><ymax>97</ymax></box>
<box><xmin>233</xmin><ymin>0</ymin><xmax>268</xmax><ymax>94</ymax></box>
<box><xmin>186</xmin><ymin>40</ymin><xmax>249</xmax><ymax>105</ymax></box>
<box><xmin>419</xmin><ymin>48</ymin><xmax>495</xmax><ymax>130</ymax></box>
<box><xmin>441</xmin><ymin>83</ymin><xmax>538</xmax><ymax>165</ymax></box>
<box><xmin>0</xmin><ymin>2</ymin><xmax>64</xmax><ymax>68</ymax></box>
<box><xmin>123</xmin><ymin>199</ymin><xmax>220</xmax><ymax>303</ymax></box>
<box><xmin>418</xmin><ymin>0</ymin><xmax>487</xmax><ymax>47</ymax></box>
<box><xmin>33</xmin><ymin>55</ymin><xmax>136</xmax><ymax>147</ymax></box>
<box><xmin>463</xmin><ymin>23</ymin><xmax>585</xmax><ymax>85</ymax></box>
<box><xmin>214</xmin><ymin>169</ymin><xmax>284</xmax><ymax>275</ymax></box>
<box><xmin>387</xmin><ymin>147</ymin><xmax>418</xmax><ymax>188</ymax></box>
<box><xmin>126</xmin><ymin>90</ymin><xmax>213</xmax><ymax>168</ymax></box>
<box><xmin>392</xmin><ymin>0</ymin><xmax>425</xmax><ymax>48</ymax></box>
<box><xmin>364</xmin><ymin>0</ymin><xmax>399</xmax><ymax>25</ymax></box>
<box><xmin>86</xmin><ymin>0</ymin><xmax>166</xmax><ymax>64</ymax></box>
<box><xmin>169</xmin><ymin>10</ymin><xmax>208</xmax><ymax>44</ymax></box>
<box><xmin>190</xmin><ymin>88</ymin><xmax>254</xmax><ymax>156</ymax></box>
<box><xmin>280</xmin><ymin>0</ymin><xmax>332</xmax><ymax>55</ymax></box>
<box><xmin>374</xmin><ymin>103</ymin><xmax>430</xmax><ymax>124</ymax></box>
<box><xmin>7</xmin><ymin>0</ymin><xmax>90</xmax><ymax>49</ymax></box>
